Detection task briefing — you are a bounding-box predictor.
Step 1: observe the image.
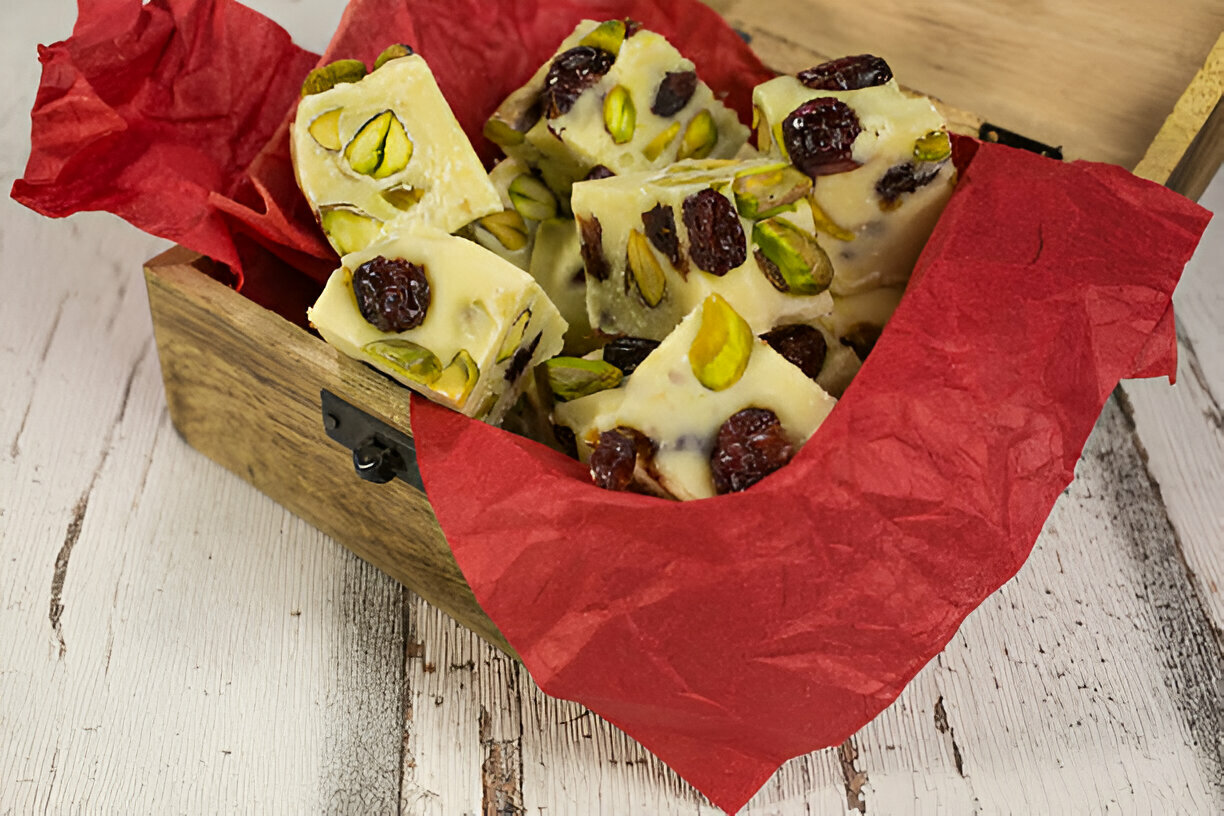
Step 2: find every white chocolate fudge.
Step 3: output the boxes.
[752,55,955,296]
[528,218,597,354]
[307,228,566,424]
[485,20,749,204]
[292,52,501,256]
[555,295,836,500]
[571,158,835,341]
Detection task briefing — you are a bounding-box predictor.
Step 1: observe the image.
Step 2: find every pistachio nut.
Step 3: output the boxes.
[380,185,424,211]
[677,110,717,160]
[689,294,753,391]
[478,209,530,252]
[483,117,526,147]
[642,121,680,162]
[363,339,442,384]
[579,19,628,55]
[433,349,480,405]
[752,106,771,152]
[603,85,636,145]
[752,217,834,295]
[319,207,382,256]
[301,59,366,97]
[308,109,343,151]
[806,195,856,242]
[507,174,558,222]
[626,230,666,307]
[496,309,532,363]
[344,110,413,178]
[373,44,414,71]
[732,163,813,219]
[913,129,952,162]
[544,357,624,402]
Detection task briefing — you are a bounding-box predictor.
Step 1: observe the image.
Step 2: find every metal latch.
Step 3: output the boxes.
[978,123,1063,160]
[320,389,425,492]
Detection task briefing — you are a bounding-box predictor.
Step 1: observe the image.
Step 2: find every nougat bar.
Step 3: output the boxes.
[292,49,501,256]
[485,20,749,204]
[307,228,566,424]
[571,158,836,341]
[554,295,836,500]
[752,55,955,296]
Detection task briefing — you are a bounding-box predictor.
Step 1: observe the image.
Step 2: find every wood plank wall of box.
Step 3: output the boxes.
[3,0,1222,813]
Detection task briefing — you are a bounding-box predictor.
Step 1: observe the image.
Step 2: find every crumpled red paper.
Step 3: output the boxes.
[413,147,1210,811]
[12,0,1213,812]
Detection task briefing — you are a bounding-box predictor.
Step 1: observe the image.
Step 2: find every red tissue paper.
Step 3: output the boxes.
[12,0,1212,812]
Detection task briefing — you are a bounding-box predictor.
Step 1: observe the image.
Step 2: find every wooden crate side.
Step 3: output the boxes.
[1134,32,1224,200]
[143,248,512,654]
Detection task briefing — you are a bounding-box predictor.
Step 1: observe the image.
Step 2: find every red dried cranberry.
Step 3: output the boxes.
[552,424,579,460]
[352,257,430,333]
[590,428,639,490]
[651,71,698,116]
[642,204,683,270]
[782,98,862,178]
[602,337,660,376]
[682,189,746,276]
[584,165,615,180]
[875,162,941,205]
[760,324,828,380]
[578,216,610,282]
[710,408,794,494]
[797,55,893,90]
[541,46,615,118]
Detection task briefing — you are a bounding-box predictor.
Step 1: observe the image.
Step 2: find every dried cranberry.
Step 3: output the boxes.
[504,332,541,383]
[584,165,615,181]
[541,46,615,118]
[797,55,892,90]
[710,408,794,494]
[578,216,610,282]
[651,71,698,116]
[352,256,430,333]
[682,189,746,276]
[840,323,882,361]
[782,98,862,178]
[590,428,639,490]
[602,337,660,376]
[875,162,941,205]
[641,204,683,271]
[760,324,828,380]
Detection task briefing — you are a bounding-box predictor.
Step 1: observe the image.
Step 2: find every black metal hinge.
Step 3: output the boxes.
[979,123,1063,160]
[320,389,424,492]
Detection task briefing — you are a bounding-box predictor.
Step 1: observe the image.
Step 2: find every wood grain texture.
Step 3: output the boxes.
[1134,33,1224,199]
[723,0,1224,169]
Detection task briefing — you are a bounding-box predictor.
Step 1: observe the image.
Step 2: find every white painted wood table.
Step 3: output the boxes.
[3,2,1223,813]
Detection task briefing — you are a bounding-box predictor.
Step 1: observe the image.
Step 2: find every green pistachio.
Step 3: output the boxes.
[545,357,624,402]
[752,217,834,295]
[301,59,367,96]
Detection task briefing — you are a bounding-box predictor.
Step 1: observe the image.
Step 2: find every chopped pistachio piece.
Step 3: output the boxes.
[319,207,383,256]
[497,309,532,363]
[381,185,424,210]
[642,121,681,162]
[373,44,414,71]
[677,110,717,160]
[363,338,442,383]
[732,163,813,219]
[626,229,666,307]
[579,19,629,55]
[508,174,558,222]
[689,294,753,391]
[913,129,952,162]
[433,349,479,404]
[806,195,856,242]
[545,357,624,401]
[478,209,530,252]
[603,85,637,145]
[308,109,343,151]
[301,59,367,97]
[344,111,413,179]
[752,218,834,295]
[484,117,527,147]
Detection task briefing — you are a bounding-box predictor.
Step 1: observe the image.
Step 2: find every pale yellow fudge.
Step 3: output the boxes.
[485,20,749,204]
[571,158,836,341]
[307,228,566,424]
[292,51,501,256]
[554,295,836,499]
[752,55,955,296]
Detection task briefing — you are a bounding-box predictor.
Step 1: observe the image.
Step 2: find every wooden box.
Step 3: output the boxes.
[144,8,1224,657]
